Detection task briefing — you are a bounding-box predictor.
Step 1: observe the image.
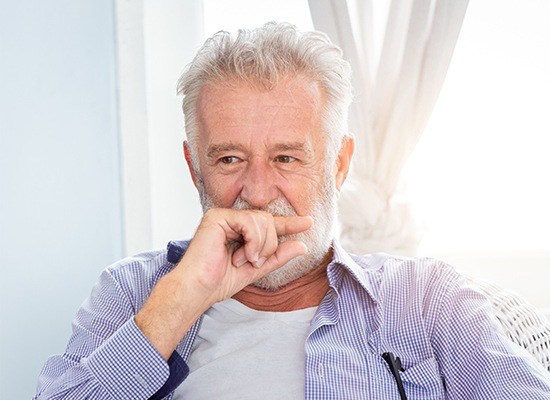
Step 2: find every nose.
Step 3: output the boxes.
[239,158,280,209]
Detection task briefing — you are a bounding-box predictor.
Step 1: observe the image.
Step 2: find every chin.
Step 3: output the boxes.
[252,249,327,291]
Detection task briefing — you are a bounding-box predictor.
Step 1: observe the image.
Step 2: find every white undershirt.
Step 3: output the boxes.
[173,298,317,399]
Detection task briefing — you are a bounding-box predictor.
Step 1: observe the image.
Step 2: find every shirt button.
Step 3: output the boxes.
[318,362,324,378]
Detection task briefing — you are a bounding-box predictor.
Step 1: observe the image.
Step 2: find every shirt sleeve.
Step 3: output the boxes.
[33,267,176,399]
[432,267,550,399]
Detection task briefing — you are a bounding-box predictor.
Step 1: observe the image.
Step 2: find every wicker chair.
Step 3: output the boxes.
[466,276,550,372]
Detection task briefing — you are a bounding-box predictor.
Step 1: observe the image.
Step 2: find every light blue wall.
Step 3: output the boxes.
[0,1,123,397]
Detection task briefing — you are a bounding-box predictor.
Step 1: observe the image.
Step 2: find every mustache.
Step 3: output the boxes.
[231,197,302,243]
[231,197,298,218]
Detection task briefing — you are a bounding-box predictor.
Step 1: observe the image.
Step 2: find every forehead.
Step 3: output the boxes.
[195,76,325,147]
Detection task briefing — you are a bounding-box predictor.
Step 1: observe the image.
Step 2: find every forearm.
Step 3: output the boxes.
[35,318,170,400]
[135,263,215,361]
[34,261,187,399]
[35,210,312,397]
[133,210,312,361]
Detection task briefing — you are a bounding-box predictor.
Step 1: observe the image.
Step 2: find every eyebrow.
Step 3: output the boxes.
[206,141,313,158]
[271,141,312,154]
[206,143,246,159]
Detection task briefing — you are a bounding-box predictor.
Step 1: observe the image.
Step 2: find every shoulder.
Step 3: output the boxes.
[348,252,469,314]
[351,252,462,288]
[96,240,190,308]
[106,240,190,279]
[382,255,461,286]
[106,248,169,282]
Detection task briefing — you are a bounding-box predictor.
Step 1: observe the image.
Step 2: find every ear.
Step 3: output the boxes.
[334,135,354,191]
[183,141,199,189]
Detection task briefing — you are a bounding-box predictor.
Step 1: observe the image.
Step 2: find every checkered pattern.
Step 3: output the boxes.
[34,241,550,399]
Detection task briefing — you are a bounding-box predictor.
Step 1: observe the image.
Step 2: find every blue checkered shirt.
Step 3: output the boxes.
[34,240,550,399]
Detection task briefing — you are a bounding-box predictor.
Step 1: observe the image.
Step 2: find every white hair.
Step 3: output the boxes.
[176,22,353,171]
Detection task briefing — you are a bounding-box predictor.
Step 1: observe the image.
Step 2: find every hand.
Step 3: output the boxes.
[135,208,312,360]
[179,208,313,304]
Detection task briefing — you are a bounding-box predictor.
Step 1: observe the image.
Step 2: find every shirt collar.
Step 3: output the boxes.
[329,239,388,304]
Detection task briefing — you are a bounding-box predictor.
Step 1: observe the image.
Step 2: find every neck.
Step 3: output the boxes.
[232,252,332,312]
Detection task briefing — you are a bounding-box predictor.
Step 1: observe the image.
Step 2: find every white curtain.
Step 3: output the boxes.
[308,0,469,255]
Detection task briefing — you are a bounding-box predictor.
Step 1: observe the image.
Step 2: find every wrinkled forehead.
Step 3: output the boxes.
[195,76,326,147]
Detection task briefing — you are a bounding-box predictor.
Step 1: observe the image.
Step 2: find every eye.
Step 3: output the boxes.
[219,156,241,164]
[274,155,296,164]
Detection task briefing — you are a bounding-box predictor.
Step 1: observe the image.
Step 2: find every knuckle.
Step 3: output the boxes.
[203,208,220,220]
[264,211,275,223]
[257,210,274,225]
[201,208,226,229]
[243,212,257,227]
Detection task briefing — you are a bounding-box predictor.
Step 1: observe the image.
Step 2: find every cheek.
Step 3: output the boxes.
[203,175,242,207]
[279,175,324,214]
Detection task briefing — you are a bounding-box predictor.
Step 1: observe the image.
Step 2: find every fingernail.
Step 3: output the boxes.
[255,257,267,268]
[252,252,259,263]
[235,255,247,267]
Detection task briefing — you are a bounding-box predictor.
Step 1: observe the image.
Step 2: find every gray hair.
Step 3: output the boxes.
[177,22,353,171]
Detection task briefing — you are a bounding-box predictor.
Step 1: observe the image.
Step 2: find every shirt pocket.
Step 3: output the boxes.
[400,357,446,399]
[367,354,446,400]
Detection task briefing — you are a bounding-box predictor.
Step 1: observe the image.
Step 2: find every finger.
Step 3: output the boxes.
[220,210,264,265]
[232,240,308,284]
[233,215,309,268]
[229,212,269,267]
[255,216,278,268]
[240,215,263,265]
[218,211,310,268]
[274,216,313,236]
[259,240,308,273]
[232,246,247,268]
[229,211,280,268]
[232,236,307,270]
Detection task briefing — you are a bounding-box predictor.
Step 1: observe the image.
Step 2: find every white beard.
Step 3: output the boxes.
[197,177,338,290]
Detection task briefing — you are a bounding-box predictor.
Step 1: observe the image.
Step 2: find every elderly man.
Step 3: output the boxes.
[35,22,550,399]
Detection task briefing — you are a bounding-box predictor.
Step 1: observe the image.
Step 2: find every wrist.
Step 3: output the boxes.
[135,265,214,361]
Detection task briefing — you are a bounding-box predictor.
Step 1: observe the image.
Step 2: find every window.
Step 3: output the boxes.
[405,0,550,255]
[403,0,550,312]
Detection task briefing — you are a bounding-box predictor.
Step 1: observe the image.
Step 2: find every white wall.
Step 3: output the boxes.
[143,0,204,250]
[117,0,204,256]
[0,1,204,396]
[0,1,122,398]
